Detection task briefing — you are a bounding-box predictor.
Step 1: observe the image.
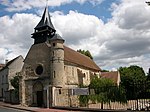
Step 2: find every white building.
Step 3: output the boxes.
[0,55,24,102]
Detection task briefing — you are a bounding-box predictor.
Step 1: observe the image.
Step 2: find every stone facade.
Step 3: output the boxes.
[20,6,101,107]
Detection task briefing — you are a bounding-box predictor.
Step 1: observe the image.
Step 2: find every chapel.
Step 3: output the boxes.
[19,6,100,107]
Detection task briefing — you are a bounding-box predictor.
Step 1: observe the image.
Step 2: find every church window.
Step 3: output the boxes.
[53,43,55,47]
[59,89,61,94]
[53,51,55,56]
[84,73,86,77]
[35,65,43,75]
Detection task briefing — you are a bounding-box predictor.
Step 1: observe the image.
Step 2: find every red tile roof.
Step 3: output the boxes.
[64,46,100,71]
[101,71,120,84]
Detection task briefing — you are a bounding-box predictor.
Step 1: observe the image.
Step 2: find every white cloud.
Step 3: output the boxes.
[0,48,8,63]
[1,0,105,12]
[52,10,104,45]
[0,13,40,62]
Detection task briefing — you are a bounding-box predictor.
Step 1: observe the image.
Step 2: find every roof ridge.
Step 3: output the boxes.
[64,45,93,61]
[64,45,100,71]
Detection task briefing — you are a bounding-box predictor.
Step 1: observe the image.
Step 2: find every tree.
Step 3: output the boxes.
[101,69,109,72]
[119,65,146,100]
[147,68,150,81]
[77,49,93,60]
[89,77,127,109]
[10,73,21,97]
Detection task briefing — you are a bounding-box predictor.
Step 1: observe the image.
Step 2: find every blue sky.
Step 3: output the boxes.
[0,0,119,21]
[0,0,150,72]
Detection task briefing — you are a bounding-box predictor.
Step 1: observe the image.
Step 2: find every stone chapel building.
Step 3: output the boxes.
[20,6,101,107]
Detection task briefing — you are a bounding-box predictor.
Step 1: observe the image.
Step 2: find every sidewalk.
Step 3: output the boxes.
[0,101,67,112]
[0,101,130,112]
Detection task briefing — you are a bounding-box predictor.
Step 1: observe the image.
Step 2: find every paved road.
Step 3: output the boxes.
[0,106,28,112]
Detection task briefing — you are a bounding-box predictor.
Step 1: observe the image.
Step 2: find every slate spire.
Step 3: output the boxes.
[32,5,56,44]
[35,6,55,31]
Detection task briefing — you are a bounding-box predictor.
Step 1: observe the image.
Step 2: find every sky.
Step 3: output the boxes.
[0,0,150,73]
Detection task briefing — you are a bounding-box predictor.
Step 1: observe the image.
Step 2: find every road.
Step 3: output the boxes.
[0,106,28,112]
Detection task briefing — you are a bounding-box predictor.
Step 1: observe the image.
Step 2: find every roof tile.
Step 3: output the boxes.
[64,46,100,71]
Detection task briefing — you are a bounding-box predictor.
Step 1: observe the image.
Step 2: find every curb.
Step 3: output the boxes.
[52,106,130,112]
[1,104,37,112]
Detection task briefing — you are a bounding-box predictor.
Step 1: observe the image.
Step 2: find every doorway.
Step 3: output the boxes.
[37,91,43,107]
[33,81,43,107]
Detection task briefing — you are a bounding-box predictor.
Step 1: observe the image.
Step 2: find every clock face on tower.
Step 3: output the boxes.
[35,65,43,75]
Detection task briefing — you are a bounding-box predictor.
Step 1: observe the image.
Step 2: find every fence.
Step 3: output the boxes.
[54,82,150,111]
[77,82,150,111]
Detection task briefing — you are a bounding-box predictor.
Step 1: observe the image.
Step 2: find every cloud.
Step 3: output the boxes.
[52,10,104,46]
[1,0,105,12]
[0,48,8,63]
[97,0,150,72]
[112,0,150,30]
[0,13,40,61]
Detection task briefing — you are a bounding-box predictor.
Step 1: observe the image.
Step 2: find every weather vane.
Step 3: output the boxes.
[46,0,48,7]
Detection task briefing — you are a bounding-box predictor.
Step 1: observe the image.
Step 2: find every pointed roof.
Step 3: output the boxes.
[35,6,55,30]
[50,34,65,42]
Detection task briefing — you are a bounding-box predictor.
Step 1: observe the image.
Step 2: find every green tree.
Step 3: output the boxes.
[77,49,93,60]
[146,68,150,81]
[101,69,109,72]
[89,77,127,109]
[119,65,146,99]
[10,73,21,97]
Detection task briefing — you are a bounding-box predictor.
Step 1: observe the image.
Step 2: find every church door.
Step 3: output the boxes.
[33,81,43,107]
[37,91,43,107]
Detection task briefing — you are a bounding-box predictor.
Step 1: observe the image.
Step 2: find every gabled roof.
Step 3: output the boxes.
[101,71,120,85]
[64,46,100,71]
[0,55,23,71]
[35,6,55,30]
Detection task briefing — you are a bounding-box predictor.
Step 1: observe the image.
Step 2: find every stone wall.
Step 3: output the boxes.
[54,88,79,107]
[23,43,51,79]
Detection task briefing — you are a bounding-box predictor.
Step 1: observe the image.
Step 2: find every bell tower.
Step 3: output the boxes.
[31,6,56,44]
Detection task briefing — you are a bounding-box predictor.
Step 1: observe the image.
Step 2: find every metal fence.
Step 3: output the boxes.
[53,82,150,111]
[76,82,150,111]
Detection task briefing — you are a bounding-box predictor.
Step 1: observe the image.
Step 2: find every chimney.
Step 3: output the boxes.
[5,59,8,64]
